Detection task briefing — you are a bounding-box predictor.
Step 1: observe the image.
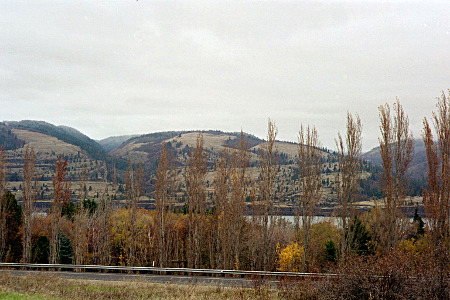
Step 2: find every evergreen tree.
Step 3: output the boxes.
[325,240,337,263]
[1,191,22,262]
[58,232,73,264]
[31,235,50,264]
[348,216,373,255]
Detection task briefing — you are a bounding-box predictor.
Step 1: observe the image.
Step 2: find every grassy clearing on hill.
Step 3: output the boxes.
[0,272,279,300]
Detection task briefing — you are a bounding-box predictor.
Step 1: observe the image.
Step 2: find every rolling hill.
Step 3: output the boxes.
[0,120,424,215]
[98,134,140,152]
[362,139,428,182]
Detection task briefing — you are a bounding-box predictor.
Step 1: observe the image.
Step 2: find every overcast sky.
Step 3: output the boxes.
[1,1,449,151]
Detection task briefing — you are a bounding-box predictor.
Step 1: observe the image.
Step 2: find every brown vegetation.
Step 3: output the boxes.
[335,112,362,258]
[0,147,7,260]
[50,155,71,264]
[185,132,207,269]
[378,100,414,251]
[22,146,37,263]
[298,125,322,271]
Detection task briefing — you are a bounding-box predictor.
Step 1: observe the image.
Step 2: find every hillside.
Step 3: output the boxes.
[1,122,114,208]
[362,139,428,182]
[5,120,106,161]
[111,129,356,211]
[0,122,26,150]
[98,134,140,152]
[0,120,424,215]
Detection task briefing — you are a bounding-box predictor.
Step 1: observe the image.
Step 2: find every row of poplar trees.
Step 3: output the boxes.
[0,91,449,272]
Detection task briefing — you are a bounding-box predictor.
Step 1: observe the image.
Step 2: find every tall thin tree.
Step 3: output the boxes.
[259,119,278,271]
[74,168,88,267]
[22,146,38,263]
[378,100,414,251]
[214,131,250,269]
[0,147,8,260]
[126,159,143,266]
[298,125,322,271]
[214,145,230,269]
[422,89,450,300]
[423,90,450,245]
[155,143,176,267]
[94,162,111,266]
[50,155,71,264]
[185,132,207,268]
[335,112,362,258]
[229,131,250,269]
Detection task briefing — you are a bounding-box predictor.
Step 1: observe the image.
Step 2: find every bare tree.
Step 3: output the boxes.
[335,113,362,258]
[259,119,278,271]
[298,125,322,271]
[22,146,38,263]
[422,90,450,300]
[94,162,112,266]
[74,168,88,267]
[154,143,176,267]
[50,155,71,264]
[125,159,133,265]
[378,100,414,251]
[214,131,250,270]
[185,132,207,268]
[126,159,143,266]
[229,131,250,269]
[214,146,230,269]
[0,147,7,260]
[423,90,450,245]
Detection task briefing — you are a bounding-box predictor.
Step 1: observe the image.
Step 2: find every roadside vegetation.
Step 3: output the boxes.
[0,271,279,300]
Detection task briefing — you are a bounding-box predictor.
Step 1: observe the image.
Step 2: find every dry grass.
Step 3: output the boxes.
[0,272,280,300]
[12,129,82,157]
[164,132,235,152]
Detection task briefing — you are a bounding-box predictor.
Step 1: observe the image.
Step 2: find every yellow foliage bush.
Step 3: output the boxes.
[398,234,432,257]
[277,242,304,272]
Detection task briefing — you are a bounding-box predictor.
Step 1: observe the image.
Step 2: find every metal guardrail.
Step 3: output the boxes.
[0,262,337,279]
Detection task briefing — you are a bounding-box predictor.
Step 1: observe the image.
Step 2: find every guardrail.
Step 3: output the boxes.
[0,262,337,280]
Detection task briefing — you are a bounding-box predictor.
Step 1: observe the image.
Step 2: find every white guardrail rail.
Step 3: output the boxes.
[0,262,337,280]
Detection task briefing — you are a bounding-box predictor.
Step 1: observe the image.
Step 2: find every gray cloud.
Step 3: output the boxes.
[1,1,449,151]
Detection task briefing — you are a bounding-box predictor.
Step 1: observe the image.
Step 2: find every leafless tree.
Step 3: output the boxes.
[154,143,176,267]
[422,89,450,300]
[298,125,322,271]
[214,131,250,270]
[229,132,250,269]
[185,132,207,268]
[214,146,230,269]
[22,146,38,263]
[378,100,414,251]
[258,119,278,271]
[50,155,71,264]
[126,159,143,266]
[94,162,112,266]
[335,113,362,258]
[0,147,8,260]
[423,90,450,245]
[74,168,88,267]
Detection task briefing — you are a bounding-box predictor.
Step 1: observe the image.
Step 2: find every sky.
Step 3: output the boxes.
[1,1,450,151]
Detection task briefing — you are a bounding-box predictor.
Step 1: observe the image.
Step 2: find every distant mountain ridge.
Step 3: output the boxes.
[362,139,428,182]
[5,120,106,160]
[98,134,140,152]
